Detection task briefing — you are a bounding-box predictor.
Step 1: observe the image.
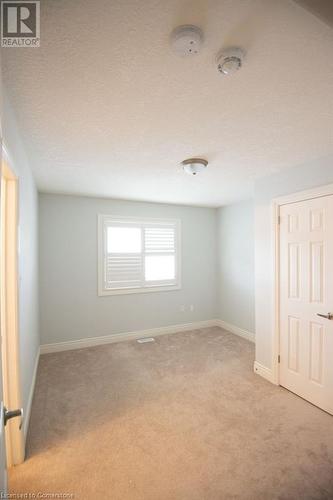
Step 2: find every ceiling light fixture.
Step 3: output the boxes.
[170,25,204,57]
[216,47,244,76]
[181,158,208,176]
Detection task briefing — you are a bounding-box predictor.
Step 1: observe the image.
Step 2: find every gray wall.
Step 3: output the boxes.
[217,201,255,333]
[255,157,333,369]
[1,92,39,418]
[39,194,218,345]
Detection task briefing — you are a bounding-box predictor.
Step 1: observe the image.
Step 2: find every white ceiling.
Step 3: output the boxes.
[2,0,333,207]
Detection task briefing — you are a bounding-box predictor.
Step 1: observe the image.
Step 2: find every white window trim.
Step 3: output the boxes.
[98,214,181,296]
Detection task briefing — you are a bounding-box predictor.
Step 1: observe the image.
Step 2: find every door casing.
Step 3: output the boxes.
[272,182,333,386]
[1,146,25,466]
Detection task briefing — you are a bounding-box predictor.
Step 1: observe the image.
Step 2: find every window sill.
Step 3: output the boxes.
[98,284,181,296]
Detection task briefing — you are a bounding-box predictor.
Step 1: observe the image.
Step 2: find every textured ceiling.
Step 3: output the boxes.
[2,0,333,207]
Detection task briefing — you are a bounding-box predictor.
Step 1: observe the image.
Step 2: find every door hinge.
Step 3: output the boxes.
[277,215,281,225]
[278,355,281,363]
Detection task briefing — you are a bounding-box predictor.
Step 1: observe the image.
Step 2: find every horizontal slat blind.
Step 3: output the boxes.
[144,226,175,253]
[105,255,142,289]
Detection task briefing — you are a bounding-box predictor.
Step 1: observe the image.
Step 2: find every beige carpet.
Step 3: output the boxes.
[9,327,333,499]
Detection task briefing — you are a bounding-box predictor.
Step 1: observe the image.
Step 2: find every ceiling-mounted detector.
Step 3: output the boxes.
[216,47,245,76]
[170,25,203,56]
[181,158,208,175]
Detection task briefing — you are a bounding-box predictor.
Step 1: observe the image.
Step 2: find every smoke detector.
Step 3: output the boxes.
[216,47,245,76]
[181,158,208,176]
[170,25,203,56]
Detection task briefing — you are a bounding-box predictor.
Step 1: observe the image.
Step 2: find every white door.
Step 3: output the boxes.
[280,195,333,414]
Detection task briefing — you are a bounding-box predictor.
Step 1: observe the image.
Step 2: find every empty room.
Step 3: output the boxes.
[0,0,333,498]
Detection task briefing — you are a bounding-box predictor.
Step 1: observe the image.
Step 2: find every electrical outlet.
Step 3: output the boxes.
[190,304,194,312]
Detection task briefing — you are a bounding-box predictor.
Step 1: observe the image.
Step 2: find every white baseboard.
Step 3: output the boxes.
[40,319,256,354]
[40,319,218,354]
[216,319,255,343]
[253,361,277,384]
[24,347,40,440]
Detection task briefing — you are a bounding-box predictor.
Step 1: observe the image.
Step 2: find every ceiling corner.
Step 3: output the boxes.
[292,0,333,27]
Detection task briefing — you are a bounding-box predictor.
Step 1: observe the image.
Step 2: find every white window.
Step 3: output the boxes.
[98,215,181,295]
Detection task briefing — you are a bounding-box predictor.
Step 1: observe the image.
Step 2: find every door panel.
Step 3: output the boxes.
[280,195,333,414]
[288,316,300,373]
[309,321,323,384]
[310,241,324,303]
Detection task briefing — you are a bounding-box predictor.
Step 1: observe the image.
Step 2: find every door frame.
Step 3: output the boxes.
[1,145,25,466]
[272,182,333,386]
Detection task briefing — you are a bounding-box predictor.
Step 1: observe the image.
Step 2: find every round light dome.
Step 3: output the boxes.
[181,158,208,175]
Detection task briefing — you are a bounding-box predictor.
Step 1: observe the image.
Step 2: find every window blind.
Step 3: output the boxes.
[98,216,180,295]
